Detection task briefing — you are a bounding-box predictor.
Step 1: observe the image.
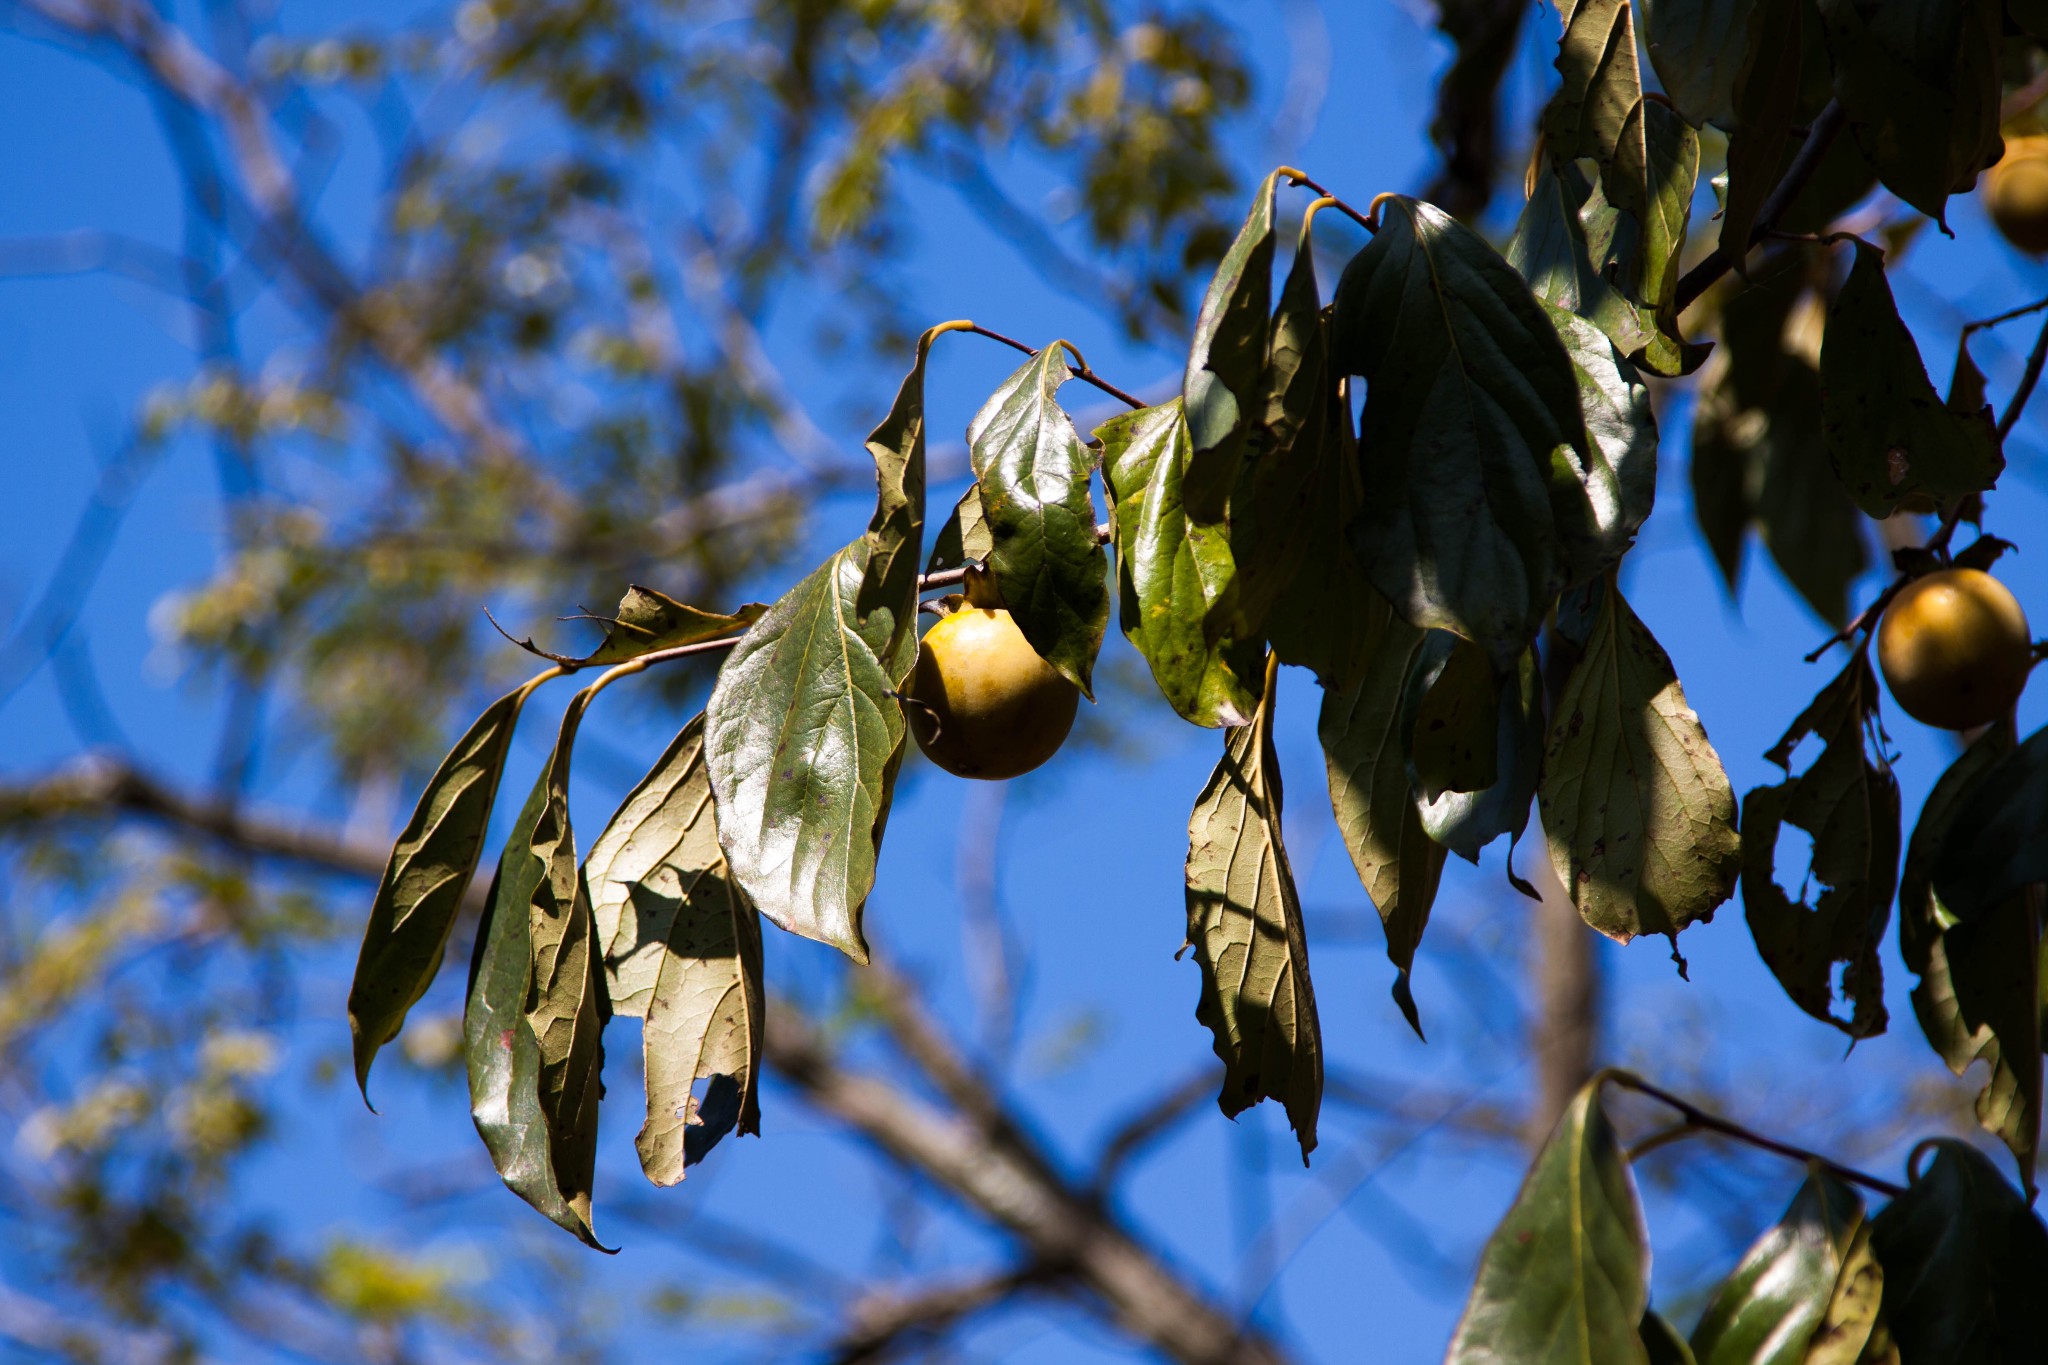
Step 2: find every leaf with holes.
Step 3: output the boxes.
[1185,657,1321,1161]
[588,714,763,1185]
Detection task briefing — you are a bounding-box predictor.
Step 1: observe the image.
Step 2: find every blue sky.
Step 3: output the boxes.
[5,3,2048,1361]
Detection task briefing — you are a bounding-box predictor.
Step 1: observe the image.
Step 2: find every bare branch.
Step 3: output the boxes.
[827,1265,1057,1364]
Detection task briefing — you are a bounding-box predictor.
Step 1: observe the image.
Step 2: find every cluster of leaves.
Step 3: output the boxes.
[1448,1075,2048,1364]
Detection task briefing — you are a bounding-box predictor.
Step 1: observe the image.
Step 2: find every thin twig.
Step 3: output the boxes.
[960,324,1147,410]
[1604,1071,1905,1197]
[1997,308,2048,440]
[1272,166,1376,233]
[1676,100,1847,314]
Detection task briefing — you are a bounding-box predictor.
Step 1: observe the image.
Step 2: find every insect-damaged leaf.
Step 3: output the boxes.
[1690,1172,1871,1365]
[1183,168,1282,523]
[705,331,938,961]
[1185,655,1321,1161]
[351,672,549,1101]
[1820,241,2003,519]
[1813,0,2003,231]
[1868,1140,2048,1363]
[1742,649,1899,1039]
[465,764,609,1251]
[1932,722,2048,930]
[1540,577,1741,946]
[1320,596,1448,1037]
[1900,722,2044,1202]
[1643,0,1751,128]
[1332,196,1594,669]
[565,589,766,666]
[969,344,1110,696]
[588,714,763,1185]
[1447,1078,1651,1365]
[1098,399,1262,728]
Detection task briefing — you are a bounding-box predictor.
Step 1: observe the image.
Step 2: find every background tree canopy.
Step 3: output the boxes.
[3,1,2047,1362]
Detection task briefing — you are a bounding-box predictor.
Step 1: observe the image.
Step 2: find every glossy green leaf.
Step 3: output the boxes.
[1540,576,1741,945]
[1099,398,1261,728]
[1419,645,1545,863]
[1814,0,2003,230]
[1319,597,1447,1037]
[1410,635,1499,801]
[1544,300,1659,584]
[1868,1140,2048,1363]
[926,482,992,574]
[465,770,608,1250]
[705,337,934,961]
[568,589,766,666]
[1720,0,1804,268]
[1820,242,2003,518]
[1932,723,2048,928]
[351,673,549,1100]
[1332,196,1592,668]
[588,714,763,1185]
[1183,168,1281,523]
[1446,1078,1651,1365]
[1691,1172,1866,1365]
[968,344,1110,695]
[1185,657,1321,1160]
[1643,0,1751,127]
[1742,650,1898,1039]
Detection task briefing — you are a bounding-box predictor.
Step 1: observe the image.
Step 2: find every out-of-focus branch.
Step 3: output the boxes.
[827,1264,1055,1364]
[1420,0,1531,223]
[0,759,1294,1365]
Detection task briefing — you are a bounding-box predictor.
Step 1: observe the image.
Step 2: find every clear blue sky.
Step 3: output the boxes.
[4,3,2047,1361]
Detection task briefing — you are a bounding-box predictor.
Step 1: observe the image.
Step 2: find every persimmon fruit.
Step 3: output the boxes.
[1876,568,2033,730]
[905,587,1078,780]
[1984,135,2048,256]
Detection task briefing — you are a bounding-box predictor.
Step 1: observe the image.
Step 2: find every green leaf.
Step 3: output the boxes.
[1741,650,1899,1039]
[705,336,934,961]
[1183,168,1282,523]
[1185,656,1322,1161]
[1098,398,1262,728]
[968,344,1110,695]
[1932,723,2048,928]
[465,769,609,1250]
[1645,1309,1701,1365]
[1643,0,1752,127]
[1332,196,1593,668]
[1410,635,1500,801]
[926,482,992,574]
[1820,242,2004,518]
[1868,1140,2048,1363]
[1512,161,1665,372]
[568,589,766,666]
[1446,1078,1651,1365]
[587,714,763,1185]
[1814,0,2003,230]
[1319,597,1448,1036]
[1806,1215,1887,1365]
[1539,576,1742,945]
[351,673,548,1101]
[1720,0,1805,268]
[1901,722,2043,1201]
[1691,1172,1866,1365]
[1544,300,1659,584]
[1418,644,1545,863]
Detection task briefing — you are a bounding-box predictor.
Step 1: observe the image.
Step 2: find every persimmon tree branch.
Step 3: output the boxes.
[1676,100,1847,314]
[1606,1071,1905,1197]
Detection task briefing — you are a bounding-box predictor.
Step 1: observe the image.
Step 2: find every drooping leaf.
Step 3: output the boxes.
[1813,0,2004,230]
[926,482,992,574]
[1820,241,2003,518]
[1868,1140,2048,1362]
[1409,635,1500,801]
[1446,1078,1651,1365]
[1183,168,1282,522]
[567,589,766,666]
[1098,398,1262,728]
[1932,723,2048,928]
[705,336,934,960]
[968,344,1110,695]
[465,771,608,1250]
[1690,1172,1867,1365]
[1540,575,1741,945]
[1185,655,1321,1160]
[1512,160,1665,372]
[1643,0,1753,127]
[1332,196,1593,668]
[1319,596,1447,1036]
[1720,0,1804,268]
[1543,300,1659,583]
[587,714,763,1184]
[1418,644,1545,863]
[1742,649,1899,1038]
[351,672,550,1100]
